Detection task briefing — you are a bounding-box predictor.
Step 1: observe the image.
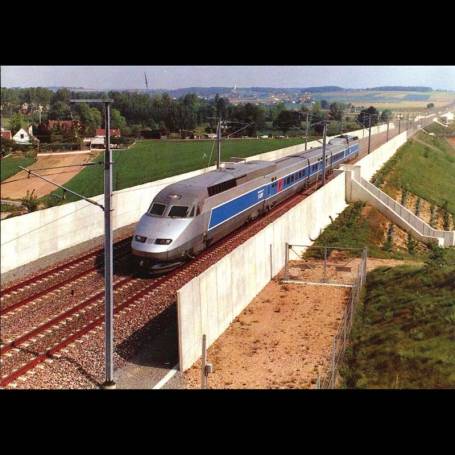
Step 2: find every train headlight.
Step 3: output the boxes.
[135,235,147,243]
[155,238,172,245]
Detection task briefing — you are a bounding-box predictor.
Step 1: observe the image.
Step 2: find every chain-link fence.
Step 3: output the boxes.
[281,244,368,389]
[318,247,367,388]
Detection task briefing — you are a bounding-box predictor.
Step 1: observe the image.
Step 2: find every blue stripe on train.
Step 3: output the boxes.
[209,185,268,230]
[208,144,358,231]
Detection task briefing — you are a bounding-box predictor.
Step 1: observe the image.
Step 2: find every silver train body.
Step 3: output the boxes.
[131,135,360,267]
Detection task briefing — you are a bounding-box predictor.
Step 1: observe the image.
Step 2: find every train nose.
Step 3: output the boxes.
[131,214,192,260]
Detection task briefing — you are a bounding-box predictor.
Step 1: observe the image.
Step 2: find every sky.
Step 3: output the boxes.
[2,66,455,91]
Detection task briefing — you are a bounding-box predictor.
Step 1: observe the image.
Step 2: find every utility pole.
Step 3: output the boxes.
[305,112,310,151]
[321,121,327,186]
[367,114,372,154]
[103,101,115,389]
[398,116,401,134]
[70,98,115,389]
[216,118,222,170]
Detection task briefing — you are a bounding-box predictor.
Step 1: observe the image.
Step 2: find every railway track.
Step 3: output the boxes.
[0,176,325,388]
[0,236,132,314]
[0,125,417,388]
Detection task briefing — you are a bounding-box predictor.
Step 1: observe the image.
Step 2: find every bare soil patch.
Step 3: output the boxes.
[183,258,418,389]
[0,152,96,199]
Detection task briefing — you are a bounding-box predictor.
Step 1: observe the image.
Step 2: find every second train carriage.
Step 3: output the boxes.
[131,135,359,271]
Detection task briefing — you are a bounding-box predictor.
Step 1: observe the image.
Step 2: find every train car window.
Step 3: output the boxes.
[149,203,166,216]
[168,206,189,218]
[189,206,195,217]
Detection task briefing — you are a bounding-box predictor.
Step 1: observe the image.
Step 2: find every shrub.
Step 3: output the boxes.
[21,189,39,212]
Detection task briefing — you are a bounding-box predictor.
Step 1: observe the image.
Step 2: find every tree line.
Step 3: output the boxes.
[1,87,394,139]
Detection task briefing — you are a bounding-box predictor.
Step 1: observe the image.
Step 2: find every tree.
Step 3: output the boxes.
[329,102,344,121]
[320,99,329,109]
[358,106,379,127]
[9,113,26,134]
[380,109,393,122]
[110,108,127,131]
[427,103,435,109]
[273,110,301,134]
[214,94,228,119]
[48,101,71,120]
[51,88,71,104]
[310,104,329,134]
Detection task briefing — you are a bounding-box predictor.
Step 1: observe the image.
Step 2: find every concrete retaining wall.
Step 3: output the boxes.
[1,124,392,275]
[176,129,407,372]
[177,172,348,371]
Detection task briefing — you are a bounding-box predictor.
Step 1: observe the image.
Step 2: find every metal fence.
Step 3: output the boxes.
[318,247,368,389]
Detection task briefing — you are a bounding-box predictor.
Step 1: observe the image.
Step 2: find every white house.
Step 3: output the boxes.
[12,127,32,144]
[440,112,454,125]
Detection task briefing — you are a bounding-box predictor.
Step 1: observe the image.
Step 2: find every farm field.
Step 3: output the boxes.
[1,154,36,182]
[1,152,94,200]
[46,137,306,203]
[312,90,455,111]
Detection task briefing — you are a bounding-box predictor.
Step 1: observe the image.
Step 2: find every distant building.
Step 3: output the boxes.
[440,112,454,124]
[47,120,79,130]
[12,127,32,144]
[1,128,12,140]
[95,128,121,138]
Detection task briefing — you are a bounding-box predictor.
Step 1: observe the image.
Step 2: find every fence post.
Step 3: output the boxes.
[270,244,273,280]
[331,338,337,388]
[284,242,289,280]
[201,334,207,389]
[323,246,327,282]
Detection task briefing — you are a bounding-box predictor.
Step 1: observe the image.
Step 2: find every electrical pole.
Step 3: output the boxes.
[398,116,401,134]
[305,112,310,151]
[216,118,222,170]
[321,121,327,186]
[103,101,115,389]
[69,98,115,390]
[367,114,372,154]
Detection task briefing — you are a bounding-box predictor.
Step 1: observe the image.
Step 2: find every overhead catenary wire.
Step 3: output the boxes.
[23,162,104,172]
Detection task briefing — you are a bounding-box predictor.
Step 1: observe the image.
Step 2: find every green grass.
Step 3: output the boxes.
[376,132,455,216]
[1,155,36,182]
[44,138,306,204]
[340,248,455,388]
[306,202,423,260]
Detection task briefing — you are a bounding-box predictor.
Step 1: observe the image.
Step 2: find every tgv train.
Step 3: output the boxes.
[131,135,359,272]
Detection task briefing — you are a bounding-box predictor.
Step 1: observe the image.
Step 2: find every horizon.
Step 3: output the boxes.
[2,66,455,91]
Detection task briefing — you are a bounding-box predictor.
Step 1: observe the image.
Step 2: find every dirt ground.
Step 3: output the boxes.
[183,257,418,389]
[0,152,96,200]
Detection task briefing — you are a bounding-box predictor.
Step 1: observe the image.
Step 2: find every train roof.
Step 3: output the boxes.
[156,160,277,202]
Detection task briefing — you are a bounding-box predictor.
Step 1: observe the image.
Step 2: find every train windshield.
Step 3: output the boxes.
[149,203,166,216]
[168,205,189,218]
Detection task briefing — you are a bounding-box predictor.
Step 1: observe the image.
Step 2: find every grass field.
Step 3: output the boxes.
[377,131,455,216]
[340,248,455,388]
[306,202,425,260]
[45,138,306,204]
[1,155,36,182]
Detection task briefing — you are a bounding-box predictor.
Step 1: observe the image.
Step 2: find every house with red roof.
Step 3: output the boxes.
[1,128,12,140]
[95,128,121,138]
